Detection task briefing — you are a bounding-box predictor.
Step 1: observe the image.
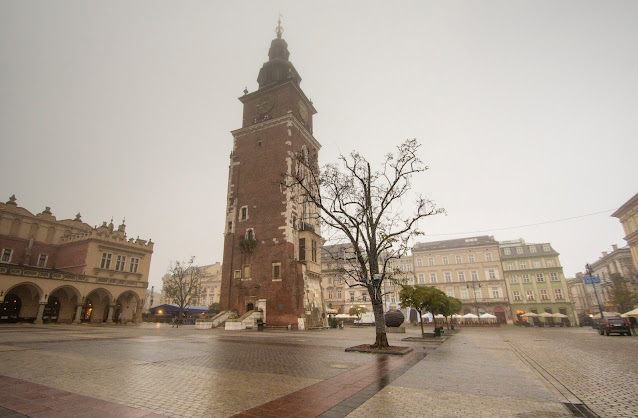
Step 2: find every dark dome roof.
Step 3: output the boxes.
[257,37,302,89]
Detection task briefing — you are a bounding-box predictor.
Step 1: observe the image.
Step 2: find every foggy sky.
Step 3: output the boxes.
[1,1,637,291]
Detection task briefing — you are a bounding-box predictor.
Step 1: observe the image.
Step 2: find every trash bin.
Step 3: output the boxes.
[257,319,264,331]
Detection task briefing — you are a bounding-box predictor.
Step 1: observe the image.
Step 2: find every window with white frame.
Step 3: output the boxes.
[509,275,517,284]
[488,269,496,279]
[243,265,251,278]
[446,288,454,297]
[416,258,423,267]
[554,288,564,299]
[406,264,412,272]
[474,287,482,299]
[513,290,521,301]
[1,248,12,263]
[246,229,255,240]
[456,255,462,264]
[444,272,451,282]
[337,289,342,299]
[491,287,500,298]
[520,261,527,269]
[468,254,475,263]
[522,274,530,283]
[460,288,469,299]
[129,257,139,273]
[547,259,555,267]
[328,291,333,299]
[539,289,548,300]
[458,271,465,282]
[504,248,511,255]
[116,255,126,271]
[234,270,242,279]
[536,273,544,282]
[240,206,248,221]
[391,294,395,303]
[430,272,437,283]
[529,245,537,253]
[428,257,434,266]
[507,263,514,270]
[471,270,478,281]
[533,261,541,268]
[101,253,112,269]
[37,254,47,267]
[516,247,523,254]
[418,274,425,284]
[550,272,559,281]
[407,277,414,285]
[543,244,550,251]
[485,252,493,261]
[442,256,449,265]
[526,290,535,300]
[350,292,355,302]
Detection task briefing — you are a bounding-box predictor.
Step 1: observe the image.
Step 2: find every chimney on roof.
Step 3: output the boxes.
[612,244,618,251]
[602,251,608,257]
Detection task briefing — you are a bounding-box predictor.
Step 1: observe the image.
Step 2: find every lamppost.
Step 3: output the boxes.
[467,283,481,324]
[585,263,605,321]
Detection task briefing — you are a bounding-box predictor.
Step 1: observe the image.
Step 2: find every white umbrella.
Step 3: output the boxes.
[522,312,539,317]
[452,314,464,319]
[462,313,479,319]
[434,314,445,319]
[621,308,638,318]
[479,313,497,319]
[538,312,554,318]
[552,313,568,318]
[592,312,621,319]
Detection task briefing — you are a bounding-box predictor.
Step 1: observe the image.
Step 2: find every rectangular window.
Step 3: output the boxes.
[533,261,541,268]
[299,238,306,261]
[349,292,355,302]
[509,275,517,284]
[272,263,281,280]
[406,264,412,272]
[241,206,248,220]
[311,240,317,262]
[504,248,511,255]
[471,270,478,281]
[529,245,537,253]
[516,247,523,254]
[246,229,255,240]
[488,269,496,279]
[337,289,342,299]
[526,290,535,300]
[539,289,548,300]
[460,288,469,299]
[442,256,449,265]
[513,291,521,301]
[227,221,233,232]
[520,262,527,269]
[485,252,492,261]
[116,255,126,271]
[543,244,551,251]
[458,271,465,282]
[456,255,462,264]
[522,274,530,283]
[37,254,47,267]
[554,289,564,299]
[444,272,451,282]
[468,254,475,263]
[416,258,423,267]
[243,265,251,278]
[129,257,139,273]
[474,288,482,299]
[430,273,437,283]
[362,294,367,302]
[1,249,12,263]
[234,270,242,279]
[536,273,544,282]
[428,257,434,266]
[547,259,555,267]
[418,274,425,284]
[446,288,454,297]
[507,263,514,270]
[101,253,112,269]
[491,287,500,298]
[550,272,559,281]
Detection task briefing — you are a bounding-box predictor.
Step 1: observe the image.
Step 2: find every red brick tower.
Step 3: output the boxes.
[220,21,325,329]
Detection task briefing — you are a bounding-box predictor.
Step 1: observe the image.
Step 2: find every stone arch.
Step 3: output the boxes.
[114,290,140,323]
[48,285,82,323]
[2,282,44,322]
[82,288,113,323]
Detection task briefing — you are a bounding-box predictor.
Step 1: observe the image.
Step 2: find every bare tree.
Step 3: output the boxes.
[286,139,443,348]
[163,257,205,323]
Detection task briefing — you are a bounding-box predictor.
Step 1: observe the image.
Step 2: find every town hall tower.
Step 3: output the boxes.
[220,21,325,329]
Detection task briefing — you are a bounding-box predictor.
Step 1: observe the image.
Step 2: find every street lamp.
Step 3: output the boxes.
[467,283,481,324]
[585,263,605,321]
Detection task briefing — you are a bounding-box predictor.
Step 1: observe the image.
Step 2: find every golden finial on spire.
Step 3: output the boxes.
[276,13,283,38]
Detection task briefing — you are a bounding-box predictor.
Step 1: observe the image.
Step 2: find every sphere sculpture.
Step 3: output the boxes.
[385,309,405,328]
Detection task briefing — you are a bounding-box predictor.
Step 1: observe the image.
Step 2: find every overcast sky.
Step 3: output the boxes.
[1,1,637,291]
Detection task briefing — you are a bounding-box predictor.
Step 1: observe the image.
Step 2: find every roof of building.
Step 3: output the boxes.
[412,236,498,252]
[611,192,638,218]
[499,242,559,259]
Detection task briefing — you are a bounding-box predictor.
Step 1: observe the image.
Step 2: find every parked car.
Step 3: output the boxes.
[597,317,631,336]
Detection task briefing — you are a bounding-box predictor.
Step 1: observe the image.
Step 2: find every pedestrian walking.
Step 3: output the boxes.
[172,316,178,328]
[117,312,123,324]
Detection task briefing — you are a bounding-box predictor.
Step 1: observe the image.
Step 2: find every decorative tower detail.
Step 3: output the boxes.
[219,22,325,329]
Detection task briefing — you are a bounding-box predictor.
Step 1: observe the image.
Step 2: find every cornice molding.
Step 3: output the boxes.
[231,113,321,151]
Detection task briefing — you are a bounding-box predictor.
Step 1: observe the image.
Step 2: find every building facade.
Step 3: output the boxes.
[0,196,153,324]
[500,239,575,325]
[589,244,637,313]
[412,236,512,324]
[566,273,596,325]
[612,193,638,271]
[220,23,326,329]
[197,262,222,307]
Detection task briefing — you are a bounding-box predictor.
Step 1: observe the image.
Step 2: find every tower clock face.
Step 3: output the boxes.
[255,95,274,114]
[298,100,308,121]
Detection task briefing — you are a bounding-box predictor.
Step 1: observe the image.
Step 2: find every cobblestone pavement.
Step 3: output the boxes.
[0,324,635,417]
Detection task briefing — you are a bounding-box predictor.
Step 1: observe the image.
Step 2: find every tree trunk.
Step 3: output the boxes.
[371,299,389,348]
[419,309,425,335]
